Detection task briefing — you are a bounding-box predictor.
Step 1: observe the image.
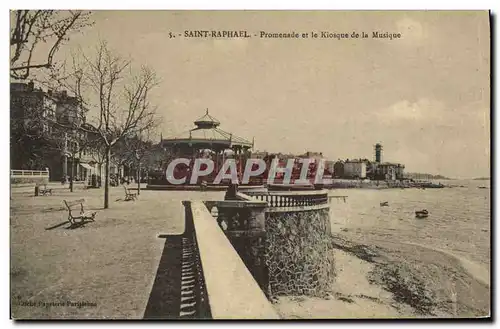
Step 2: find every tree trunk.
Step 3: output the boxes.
[104,146,111,209]
[137,161,141,195]
[62,154,68,184]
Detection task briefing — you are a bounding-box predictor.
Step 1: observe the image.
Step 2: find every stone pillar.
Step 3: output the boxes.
[246,205,269,296]
[219,202,269,296]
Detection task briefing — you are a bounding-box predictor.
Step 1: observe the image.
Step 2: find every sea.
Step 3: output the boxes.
[328,179,491,269]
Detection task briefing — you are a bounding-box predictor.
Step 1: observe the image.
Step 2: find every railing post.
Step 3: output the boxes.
[246,202,269,297]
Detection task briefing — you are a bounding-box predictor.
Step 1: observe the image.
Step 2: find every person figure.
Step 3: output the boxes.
[200,179,208,191]
[225,182,239,200]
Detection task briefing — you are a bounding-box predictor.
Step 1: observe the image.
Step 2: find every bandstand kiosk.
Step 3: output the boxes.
[151,110,256,188]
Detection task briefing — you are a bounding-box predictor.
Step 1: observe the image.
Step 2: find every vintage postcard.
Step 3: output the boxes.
[10,10,491,319]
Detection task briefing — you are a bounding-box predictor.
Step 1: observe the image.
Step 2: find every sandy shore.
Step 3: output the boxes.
[274,248,407,319]
[274,233,490,318]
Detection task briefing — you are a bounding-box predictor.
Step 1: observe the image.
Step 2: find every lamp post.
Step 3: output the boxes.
[135,149,142,195]
[63,131,76,192]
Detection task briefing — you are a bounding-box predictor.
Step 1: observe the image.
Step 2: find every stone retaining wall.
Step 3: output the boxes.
[265,208,336,297]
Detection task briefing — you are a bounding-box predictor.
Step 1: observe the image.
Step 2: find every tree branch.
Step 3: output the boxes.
[10,10,93,80]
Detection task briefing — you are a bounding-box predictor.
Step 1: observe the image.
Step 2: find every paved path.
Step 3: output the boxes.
[11,187,223,319]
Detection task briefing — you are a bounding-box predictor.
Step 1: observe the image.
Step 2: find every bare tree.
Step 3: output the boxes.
[111,128,157,194]
[60,42,160,208]
[126,132,155,195]
[10,10,92,80]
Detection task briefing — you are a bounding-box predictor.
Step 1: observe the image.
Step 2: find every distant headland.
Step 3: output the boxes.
[404,172,451,180]
[472,177,490,180]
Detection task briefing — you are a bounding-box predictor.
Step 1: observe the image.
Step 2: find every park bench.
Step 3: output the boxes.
[123,185,138,201]
[39,184,52,196]
[63,199,97,225]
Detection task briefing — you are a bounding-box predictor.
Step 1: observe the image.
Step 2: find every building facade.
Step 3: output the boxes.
[376,162,405,181]
[10,81,122,184]
[11,82,59,176]
[333,161,344,178]
[343,160,367,179]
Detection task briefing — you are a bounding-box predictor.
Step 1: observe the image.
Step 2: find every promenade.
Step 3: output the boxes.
[10,182,490,319]
[10,185,223,319]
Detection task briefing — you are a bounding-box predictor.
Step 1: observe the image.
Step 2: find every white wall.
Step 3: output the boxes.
[344,162,366,178]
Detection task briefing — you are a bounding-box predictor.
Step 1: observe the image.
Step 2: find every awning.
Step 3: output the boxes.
[80,163,95,170]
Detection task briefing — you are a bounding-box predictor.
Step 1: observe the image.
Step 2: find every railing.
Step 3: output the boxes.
[186,201,279,319]
[11,169,49,177]
[243,189,329,210]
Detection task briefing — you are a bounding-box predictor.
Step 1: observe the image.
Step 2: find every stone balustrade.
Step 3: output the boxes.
[167,187,337,320]
[243,189,330,212]
[203,189,336,299]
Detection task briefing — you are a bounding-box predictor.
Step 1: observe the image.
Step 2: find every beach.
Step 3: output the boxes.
[274,179,490,318]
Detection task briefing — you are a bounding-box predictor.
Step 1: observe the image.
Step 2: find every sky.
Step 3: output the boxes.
[34,10,490,178]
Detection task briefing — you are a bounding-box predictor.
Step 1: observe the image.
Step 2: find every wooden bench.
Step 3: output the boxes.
[39,184,52,196]
[63,199,97,225]
[328,195,348,203]
[123,185,137,201]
